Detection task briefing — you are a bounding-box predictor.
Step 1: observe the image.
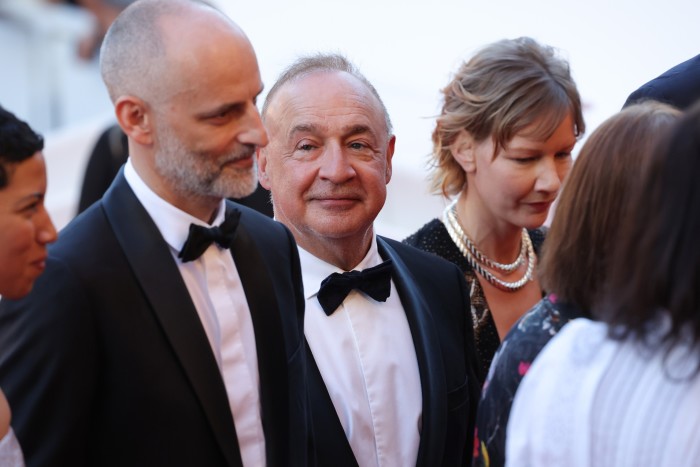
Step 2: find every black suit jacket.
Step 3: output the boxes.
[0,171,310,467]
[624,53,700,110]
[307,236,480,467]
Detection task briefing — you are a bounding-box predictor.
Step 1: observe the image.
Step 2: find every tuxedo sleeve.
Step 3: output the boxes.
[0,256,98,467]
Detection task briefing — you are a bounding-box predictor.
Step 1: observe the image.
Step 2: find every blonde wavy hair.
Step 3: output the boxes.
[431,37,585,197]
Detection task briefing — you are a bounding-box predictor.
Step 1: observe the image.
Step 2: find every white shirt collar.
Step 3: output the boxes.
[123,158,227,254]
[297,235,383,300]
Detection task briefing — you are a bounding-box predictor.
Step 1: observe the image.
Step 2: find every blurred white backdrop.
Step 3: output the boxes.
[1,0,699,238]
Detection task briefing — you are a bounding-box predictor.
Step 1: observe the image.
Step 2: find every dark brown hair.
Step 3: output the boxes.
[597,100,700,353]
[539,101,681,311]
[0,105,44,189]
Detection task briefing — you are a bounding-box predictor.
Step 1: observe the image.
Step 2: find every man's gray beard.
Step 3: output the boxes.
[154,128,258,200]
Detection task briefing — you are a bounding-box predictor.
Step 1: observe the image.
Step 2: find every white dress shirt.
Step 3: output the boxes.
[124,160,266,467]
[0,428,24,467]
[300,238,422,467]
[508,317,700,467]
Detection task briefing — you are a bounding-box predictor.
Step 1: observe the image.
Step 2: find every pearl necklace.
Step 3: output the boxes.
[442,200,535,292]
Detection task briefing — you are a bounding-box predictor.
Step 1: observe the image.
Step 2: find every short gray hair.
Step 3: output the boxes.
[99,0,222,103]
[262,53,393,135]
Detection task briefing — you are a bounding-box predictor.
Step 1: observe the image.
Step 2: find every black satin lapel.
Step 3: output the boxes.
[377,237,447,467]
[306,345,359,467]
[229,220,289,466]
[102,171,243,467]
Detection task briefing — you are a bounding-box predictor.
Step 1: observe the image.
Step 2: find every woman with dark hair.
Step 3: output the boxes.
[405,37,584,379]
[507,101,700,466]
[0,105,57,466]
[472,101,681,467]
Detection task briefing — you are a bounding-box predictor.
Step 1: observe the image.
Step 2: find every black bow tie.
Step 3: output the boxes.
[178,208,241,262]
[317,260,393,315]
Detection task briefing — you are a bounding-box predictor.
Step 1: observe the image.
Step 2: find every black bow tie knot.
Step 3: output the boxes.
[317,260,393,315]
[178,208,241,262]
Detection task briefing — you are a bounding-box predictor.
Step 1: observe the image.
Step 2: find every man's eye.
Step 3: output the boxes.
[349,142,366,150]
[298,144,315,151]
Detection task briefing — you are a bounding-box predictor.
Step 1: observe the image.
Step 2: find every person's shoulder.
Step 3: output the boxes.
[230,200,297,252]
[403,218,444,249]
[49,201,111,260]
[624,54,700,109]
[492,299,552,363]
[528,317,605,373]
[381,234,460,273]
[527,226,547,252]
[232,200,283,232]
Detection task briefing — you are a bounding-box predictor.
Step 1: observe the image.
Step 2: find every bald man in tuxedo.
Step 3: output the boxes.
[0,2,309,466]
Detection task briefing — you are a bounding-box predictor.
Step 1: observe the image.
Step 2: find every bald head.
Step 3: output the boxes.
[100,0,246,103]
[262,53,393,137]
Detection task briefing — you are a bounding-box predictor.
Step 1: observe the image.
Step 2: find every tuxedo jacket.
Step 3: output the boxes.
[624,53,700,110]
[0,171,310,467]
[307,236,480,467]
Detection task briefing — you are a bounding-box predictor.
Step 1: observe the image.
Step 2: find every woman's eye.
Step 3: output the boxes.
[21,203,39,216]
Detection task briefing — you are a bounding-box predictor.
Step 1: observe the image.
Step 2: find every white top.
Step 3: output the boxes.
[300,239,422,467]
[507,317,700,467]
[124,160,266,467]
[0,428,24,467]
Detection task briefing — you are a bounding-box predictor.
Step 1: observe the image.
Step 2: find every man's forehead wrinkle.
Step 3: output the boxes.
[285,119,376,140]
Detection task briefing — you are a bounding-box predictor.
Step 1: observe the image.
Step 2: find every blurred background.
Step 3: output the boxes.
[1,0,699,239]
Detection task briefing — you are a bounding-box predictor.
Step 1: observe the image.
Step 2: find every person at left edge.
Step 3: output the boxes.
[0,1,309,466]
[258,53,480,467]
[0,104,58,467]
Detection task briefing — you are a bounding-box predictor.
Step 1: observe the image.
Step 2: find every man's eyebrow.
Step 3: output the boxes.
[286,124,377,140]
[197,85,266,119]
[196,102,242,118]
[343,124,373,137]
[288,123,320,138]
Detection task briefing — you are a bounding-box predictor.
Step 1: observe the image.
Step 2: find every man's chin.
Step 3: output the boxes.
[219,172,258,200]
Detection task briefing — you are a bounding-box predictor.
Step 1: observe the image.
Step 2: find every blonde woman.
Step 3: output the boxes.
[405,37,584,379]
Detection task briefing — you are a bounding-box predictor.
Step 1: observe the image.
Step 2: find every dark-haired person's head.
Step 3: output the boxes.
[539,101,681,312]
[0,106,44,188]
[0,106,57,299]
[599,100,700,354]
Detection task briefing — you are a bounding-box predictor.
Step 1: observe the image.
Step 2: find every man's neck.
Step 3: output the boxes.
[298,229,375,271]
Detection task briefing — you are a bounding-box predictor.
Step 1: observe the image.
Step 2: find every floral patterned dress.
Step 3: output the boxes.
[404,218,546,383]
[472,294,584,467]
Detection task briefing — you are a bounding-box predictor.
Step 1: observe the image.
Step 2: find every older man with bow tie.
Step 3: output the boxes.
[257,52,481,467]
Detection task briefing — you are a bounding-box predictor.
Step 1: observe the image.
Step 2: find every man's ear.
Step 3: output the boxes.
[450,129,477,173]
[256,147,271,190]
[384,135,396,184]
[114,96,153,146]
